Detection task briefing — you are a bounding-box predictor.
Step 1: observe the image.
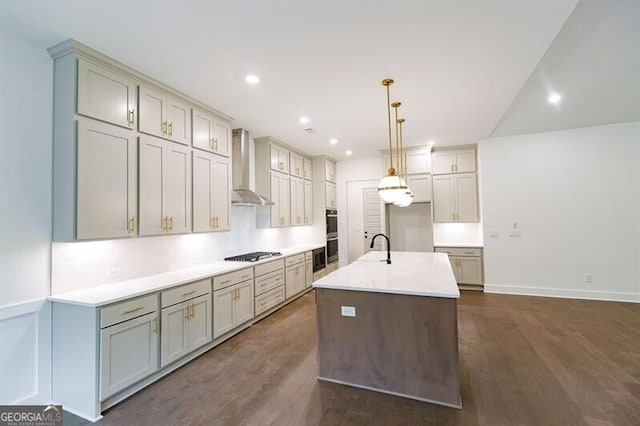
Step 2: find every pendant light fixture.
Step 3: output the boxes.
[377,79,408,204]
[394,117,414,207]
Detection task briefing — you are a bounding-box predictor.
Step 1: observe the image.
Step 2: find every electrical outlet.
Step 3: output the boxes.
[489,230,499,238]
[106,267,121,279]
[585,273,592,283]
[341,306,356,317]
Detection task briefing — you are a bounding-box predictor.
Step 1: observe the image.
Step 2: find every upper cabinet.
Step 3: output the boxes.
[77,58,137,129]
[192,108,231,157]
[405,150,431,174]
[49,40,233,241]
[325,159,336,183]
[138,85,191,145]
[432,173,478,222]
[432,148,476,174]
[270,143,290,173]
[406,174,432,203]
[290,152,304,178]
[192,151,231,232]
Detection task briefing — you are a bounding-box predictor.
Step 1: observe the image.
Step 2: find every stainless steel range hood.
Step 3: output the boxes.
[231,129,274,206]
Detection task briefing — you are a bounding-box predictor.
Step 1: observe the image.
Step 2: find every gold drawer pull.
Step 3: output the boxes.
[163,121,167,135]
[221,279,231,284]
[123,306,144,315]
[128,109,135,125]
[182,290,197,296]
[152,317,158,333]
[168,122,173,137]
[241,274,252,279]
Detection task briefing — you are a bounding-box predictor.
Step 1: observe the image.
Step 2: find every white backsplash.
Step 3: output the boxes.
[52,207,323,294]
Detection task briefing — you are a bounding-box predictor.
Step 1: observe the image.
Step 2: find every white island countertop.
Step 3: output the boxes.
[313,251,459,298]
[49,244,324,308]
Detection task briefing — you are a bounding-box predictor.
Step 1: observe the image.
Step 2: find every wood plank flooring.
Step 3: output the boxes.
[65,291,640,425]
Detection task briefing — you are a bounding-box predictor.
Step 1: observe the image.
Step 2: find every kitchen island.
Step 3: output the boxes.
[312,251,461,408]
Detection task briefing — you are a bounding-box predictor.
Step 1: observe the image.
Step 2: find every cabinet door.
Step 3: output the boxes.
[138,85,166,138]
[212,154,231,231]
[234,281,255,326]
[270,145,289,173]
[212,121,231,157]
[406,174,432,203]
[164,142,191,233]
[279,174,291,226]
[100,312,158,399]
[77,119,137,240]
[455,173,478,222]
[432,175,455,222]
[192,151,214,232]
[305,259,313,288]
[192,109,214,152]
[455,150,476,173]
[295,264,305,294]
[290,152,304,178]
[285,265,296,299]
[213,287,235,338]
[139,135,166,236]
[405,151,430,174]
[270,173,281,227]
[326,182,337,209]
[165,96,191,145]
[290,177,304,226]
[77,59,136,129]
[160,303,189,367]
[304,181,313,225]
[303,157,312,180]
[189,294,212,351]
[325,160,336,182]
[457,257,483,285]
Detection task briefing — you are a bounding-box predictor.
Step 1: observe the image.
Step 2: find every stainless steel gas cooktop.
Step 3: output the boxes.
[224,251,282,262]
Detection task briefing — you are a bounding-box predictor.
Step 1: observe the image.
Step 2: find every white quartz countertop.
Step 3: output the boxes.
[433,243,484,248]
[49,244,324,308]
[313,251,459,298]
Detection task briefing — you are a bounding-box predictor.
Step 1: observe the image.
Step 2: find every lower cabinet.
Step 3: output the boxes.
[326,262,339,274]
[160,280,212,367]
[305,259,313,288]
[285,254,306,298]
[99,295,159,400]
[434,246,484,288]
[254,259,285,315]
[213,272,254,339]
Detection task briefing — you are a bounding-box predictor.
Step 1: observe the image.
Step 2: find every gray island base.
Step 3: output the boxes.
[313,251,461,408]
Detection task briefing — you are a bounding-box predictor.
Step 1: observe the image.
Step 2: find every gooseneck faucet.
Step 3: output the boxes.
[370,233,391,264]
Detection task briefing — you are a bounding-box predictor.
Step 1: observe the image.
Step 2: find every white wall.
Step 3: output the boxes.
[52,207,323,293]
[0,29,53,404]
[479,121,640,302]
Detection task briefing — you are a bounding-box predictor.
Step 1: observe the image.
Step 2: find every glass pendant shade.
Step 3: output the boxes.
[378,174,408,204]
[394,190,414,207]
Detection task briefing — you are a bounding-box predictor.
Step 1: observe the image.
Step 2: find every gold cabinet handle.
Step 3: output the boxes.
[296,168,300,175]
[210,138,214,149]
[168,122,173,137]
[152,317,158,334]
[128,217,136,233]
[215,216,219,228]
[128,109,135,125]
[185,305,190,319]
[123,306,144,315]
[162,121,167,135]
[278,161,283,170]
[241,274,251,280]
[455,164,458,172]
[210,217,215,228]
[167,217,173,231]
[190,303,195,319]
[163,217,168,231]
[182,290,197,297]
[214,138,218,150]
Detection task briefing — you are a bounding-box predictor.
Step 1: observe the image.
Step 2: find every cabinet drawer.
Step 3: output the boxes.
[285,253,305,267]
[254,258,285,277]
[161,279,211,308]
[213,268,253,291]
[255,287,285,316]
[434,247,482,257]
[101,294,158,328]
[254,270,284,296]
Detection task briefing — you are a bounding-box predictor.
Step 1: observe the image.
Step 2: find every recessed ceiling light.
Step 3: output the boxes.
[548,92,562,104]
[299,116,310,124]
[245,74,260,85]
[329,138,339,145]
[426,140,436,147]
[345,150,353,156]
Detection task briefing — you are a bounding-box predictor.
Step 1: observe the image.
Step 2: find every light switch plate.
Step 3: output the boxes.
[341,306,356,317]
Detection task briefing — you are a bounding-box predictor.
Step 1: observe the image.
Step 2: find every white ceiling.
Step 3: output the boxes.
[3,0,635,161]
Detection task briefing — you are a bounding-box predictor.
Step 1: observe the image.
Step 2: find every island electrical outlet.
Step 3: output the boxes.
[341,306,356,317]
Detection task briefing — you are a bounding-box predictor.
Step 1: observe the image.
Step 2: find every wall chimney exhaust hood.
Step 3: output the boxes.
[231,129,274,206]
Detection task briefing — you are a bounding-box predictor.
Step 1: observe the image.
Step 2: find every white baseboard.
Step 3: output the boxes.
[484,284,640,303]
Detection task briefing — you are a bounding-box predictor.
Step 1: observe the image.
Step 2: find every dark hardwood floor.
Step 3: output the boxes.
[65,290,640,425]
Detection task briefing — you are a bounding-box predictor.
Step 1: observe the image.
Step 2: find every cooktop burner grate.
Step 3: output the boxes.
[224,251,282,262]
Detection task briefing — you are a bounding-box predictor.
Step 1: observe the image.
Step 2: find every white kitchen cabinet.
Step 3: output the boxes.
[77,58,137,129]
[290,151,304,178]
[99,294,159,400]
[138,85,191,145]
[405,150,431,174]
[160,293,212,367]
[305,258,313,288]
[290,177,305,226]
[326,182,337,209]
[434,247,483,287]
[213,280,254,339]
[254,259,285,315]
[270,143,290,173]
[192,108,231,157]
[192,150,231,232]
[139,135,191,235]
[406,173,432,203]
[325,159,337,183]
[76,119,138,240]
[303,157,313,180]
[432,173,478,222]
[432,148,476,174]
[285,255,306,299]
[264,171,290,227]
[304,180,313,225]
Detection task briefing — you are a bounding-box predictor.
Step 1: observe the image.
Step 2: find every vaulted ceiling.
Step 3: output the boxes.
[1,1,638,159]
